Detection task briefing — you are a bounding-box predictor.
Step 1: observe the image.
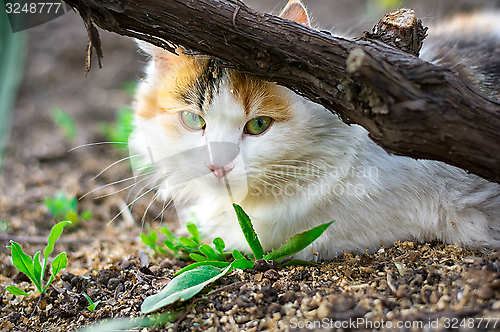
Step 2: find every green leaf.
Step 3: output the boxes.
[81,210,92,221]
[83,293,92,303]
[159,227,174,239]
[140,233,150,246]
[174,261,231,276]
[149,230,158,243]
[43,221,71,272]
[232,249,245,260]
[50,252,67,277]
[163,239,176,252]
[141,265,231,314]
[99,107,135,150]
[199,245,220,261]
[231,258,254,270]
[65,210,78,223]
[189,253,208,262]
[179,237,198,249]
[8,241,40,291]
[76,313,174,332]
[69,196,78,211]
[83,293,100,312]
[213,237,225,256]
[278,259,319,267]
[232,204,264,260]
[88,300,101,312]
[51,107,77,141]
[33,251,43,286]
[186,222,200,243]
[0,220,9,232]
[264,221,334,261]
[158,246,169,255]
[6,286,28,296]
[140,232,156,247]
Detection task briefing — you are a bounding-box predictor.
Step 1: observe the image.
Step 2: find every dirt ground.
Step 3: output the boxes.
[1,0,500,331]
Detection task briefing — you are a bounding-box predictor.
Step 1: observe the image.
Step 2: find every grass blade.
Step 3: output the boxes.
[264,221,334,261]
[232,204,264,260]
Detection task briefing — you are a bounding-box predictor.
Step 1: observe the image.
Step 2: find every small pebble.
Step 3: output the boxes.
[160,259,173,269]
[264,269,279,280]
[119,260,131,270]
[477,286,494,300]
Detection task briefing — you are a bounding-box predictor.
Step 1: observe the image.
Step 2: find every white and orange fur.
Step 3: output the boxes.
[130,1,500,260]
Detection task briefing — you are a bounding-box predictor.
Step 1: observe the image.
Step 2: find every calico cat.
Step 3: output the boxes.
[129,0,500,260]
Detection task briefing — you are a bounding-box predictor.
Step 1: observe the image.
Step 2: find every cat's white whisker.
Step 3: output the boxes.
[126,172,171,209]
[68,141,131,152]
[81,170,156,200]
[141,190,161,230]
[107,182,164,226]
[91,154,146,182]
[92,172,156,200]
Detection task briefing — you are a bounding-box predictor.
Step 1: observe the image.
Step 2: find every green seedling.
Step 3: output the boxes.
[83,293,101,312]
[141,221,232,262]
[99,107,135,150]
[51,107,77,141]
[0,220,8,232]
[376,0,406,10]
[140,204,333,313]
[44,191,92,224]
[6,221,71,296]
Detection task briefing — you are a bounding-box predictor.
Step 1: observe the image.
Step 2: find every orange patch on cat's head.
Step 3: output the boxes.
[135,50,208,120]
[229,71,292,122]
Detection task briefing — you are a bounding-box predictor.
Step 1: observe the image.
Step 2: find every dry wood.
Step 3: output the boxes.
[61,0,500,183]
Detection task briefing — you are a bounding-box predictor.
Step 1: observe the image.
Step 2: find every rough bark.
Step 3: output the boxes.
[62,0,500,183]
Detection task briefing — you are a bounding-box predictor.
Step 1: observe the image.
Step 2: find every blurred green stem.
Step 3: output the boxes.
[0,8,27,171]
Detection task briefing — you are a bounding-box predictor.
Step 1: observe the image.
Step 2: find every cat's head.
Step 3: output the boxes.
[129,1,345,207]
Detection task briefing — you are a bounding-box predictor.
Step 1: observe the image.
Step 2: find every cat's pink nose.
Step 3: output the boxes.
[209,163,234,179]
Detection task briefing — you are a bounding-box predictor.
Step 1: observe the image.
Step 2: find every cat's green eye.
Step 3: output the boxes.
[180,111,206,130]
[245,116,273,135]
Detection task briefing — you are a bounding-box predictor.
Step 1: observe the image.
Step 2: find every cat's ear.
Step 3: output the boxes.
[136,40,184,74]
[279,0,310,27]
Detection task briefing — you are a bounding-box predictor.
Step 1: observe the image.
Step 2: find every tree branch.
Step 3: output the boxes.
[63,0,500,183]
